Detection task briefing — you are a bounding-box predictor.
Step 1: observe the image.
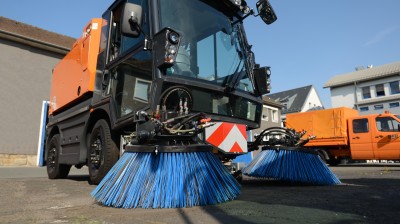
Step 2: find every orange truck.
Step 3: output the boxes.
[286,107,400,165]
[38,0,278,183]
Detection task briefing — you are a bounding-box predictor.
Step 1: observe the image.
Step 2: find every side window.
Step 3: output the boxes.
[353,119,369,133]
[376,117,400,132]
[106,0,152,118]
[99,16,110,54]
[109,5,123,62]
[108,0,149,62]
[110,51,152,118]
[121,0,149,54]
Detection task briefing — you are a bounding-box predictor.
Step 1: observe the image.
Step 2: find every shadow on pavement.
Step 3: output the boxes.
[200,177,400,224]
[67,174,90,182]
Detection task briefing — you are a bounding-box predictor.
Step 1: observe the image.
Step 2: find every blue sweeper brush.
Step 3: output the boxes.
[91,146,241,209]
[242,147,341,185]
[244,127,341,185]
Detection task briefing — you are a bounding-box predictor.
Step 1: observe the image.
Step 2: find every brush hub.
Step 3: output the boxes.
[125,144,212,153]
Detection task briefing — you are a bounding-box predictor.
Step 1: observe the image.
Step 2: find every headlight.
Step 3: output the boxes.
[153,28,181,69]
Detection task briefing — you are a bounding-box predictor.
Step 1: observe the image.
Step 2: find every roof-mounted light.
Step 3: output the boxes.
[230,0,242,6]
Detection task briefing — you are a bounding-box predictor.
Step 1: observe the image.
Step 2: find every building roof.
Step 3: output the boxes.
[324,61,400,88]
[262,96,282,108]
[0,16,76,53]
[267,85,313,114]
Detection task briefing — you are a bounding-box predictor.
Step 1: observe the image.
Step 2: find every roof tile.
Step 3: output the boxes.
[324,61,400,88]
[267,85,313,113]
[0,16,76,49]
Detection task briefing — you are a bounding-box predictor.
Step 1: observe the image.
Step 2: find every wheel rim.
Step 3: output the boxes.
[90,134,103,170]
[48,147,56,169]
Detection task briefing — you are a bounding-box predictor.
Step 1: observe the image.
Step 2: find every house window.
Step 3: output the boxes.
[362,86,371,99]
[390,81,400,95]
[271,110,278,122]
[374,104,384,110]
[389,102,400,108]
[353,119,369,133]
[375,84,385,97]
[359,106,369,112]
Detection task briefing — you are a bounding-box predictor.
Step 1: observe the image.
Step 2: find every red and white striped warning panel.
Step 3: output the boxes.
[205,122,247,154]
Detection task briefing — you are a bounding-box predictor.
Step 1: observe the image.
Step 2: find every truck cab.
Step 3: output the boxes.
[348,112,400,160]
[94,0,274,127]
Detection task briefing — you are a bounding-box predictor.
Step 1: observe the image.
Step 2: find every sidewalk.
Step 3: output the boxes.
[0,166,88,179]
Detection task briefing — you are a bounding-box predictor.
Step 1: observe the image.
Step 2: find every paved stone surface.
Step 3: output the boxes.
[0,165,399,224]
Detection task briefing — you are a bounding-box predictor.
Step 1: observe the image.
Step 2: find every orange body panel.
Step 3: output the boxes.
[49,19,103,115]
[347,115,374,159]
[286,107,358,147]
[287,108,400,160]
[348,113,400,160]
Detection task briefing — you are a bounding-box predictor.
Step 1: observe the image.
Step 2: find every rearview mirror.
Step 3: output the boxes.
[121,3,142,38]
[256,0,277,25]
[253,66,271,96]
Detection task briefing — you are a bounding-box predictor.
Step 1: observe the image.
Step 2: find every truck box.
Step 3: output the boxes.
[286,107,359,147]
[48,19,102,115]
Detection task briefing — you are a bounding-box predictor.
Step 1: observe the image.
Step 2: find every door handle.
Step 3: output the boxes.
[352,136,360,139]
[375,135,383,138]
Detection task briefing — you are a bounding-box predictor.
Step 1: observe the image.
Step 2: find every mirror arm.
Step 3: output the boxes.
[128,14,152,50]
[129,16,147,39]
[241,9,255,20]
[232,9,254,25]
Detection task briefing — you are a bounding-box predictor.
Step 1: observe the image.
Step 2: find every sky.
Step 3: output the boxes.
[1,0,400,108]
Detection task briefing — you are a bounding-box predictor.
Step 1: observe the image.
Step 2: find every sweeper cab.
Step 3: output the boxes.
[39,0,278,184]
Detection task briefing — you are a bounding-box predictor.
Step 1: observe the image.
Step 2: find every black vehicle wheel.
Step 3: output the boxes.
[88,119,119,185]
[46,134,71,179]
[317,150,327,163]
[327,157,341,166]
[233,170,243,183]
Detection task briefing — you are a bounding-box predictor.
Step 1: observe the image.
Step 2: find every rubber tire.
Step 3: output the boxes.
[88,119,119,185]
[327,157,341,166]
[233,170,243,183]
[46,134,71,179]
[317,150,327,164]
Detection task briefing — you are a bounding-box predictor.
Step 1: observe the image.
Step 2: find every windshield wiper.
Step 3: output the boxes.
[224,23,253,92]
[225,57,244,91]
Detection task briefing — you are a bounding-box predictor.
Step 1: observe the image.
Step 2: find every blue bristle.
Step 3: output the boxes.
[242,149,341,185]
[91,151,241,208]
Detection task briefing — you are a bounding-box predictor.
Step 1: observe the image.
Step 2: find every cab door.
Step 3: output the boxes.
[372,116,400,159]
[104,0,153,121]
[349,117,375,159]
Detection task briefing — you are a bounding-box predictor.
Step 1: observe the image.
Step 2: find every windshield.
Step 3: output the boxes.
[159,0,255,93]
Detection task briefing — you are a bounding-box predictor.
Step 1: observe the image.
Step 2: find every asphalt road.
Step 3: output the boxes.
[0,165,399,224]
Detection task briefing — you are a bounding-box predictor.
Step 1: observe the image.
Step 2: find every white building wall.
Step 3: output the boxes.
[330,85,356,109]
[328,75,400,115]
[359,103,400,115]
[356,76,399,102]
[301,87,324,112]
[356,76,400,115]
